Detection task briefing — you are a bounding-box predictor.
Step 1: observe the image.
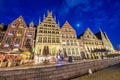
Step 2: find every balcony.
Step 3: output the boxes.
[4,44,9,47]
[16,34,22,36]
[14,44,20,47]
[27,34,32,37]
[11,25,16,28]
[8,33,13,36]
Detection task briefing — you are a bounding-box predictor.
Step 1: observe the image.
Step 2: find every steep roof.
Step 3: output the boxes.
[61,21,74,30]
[9,16,28,28]
[95,32,102,40]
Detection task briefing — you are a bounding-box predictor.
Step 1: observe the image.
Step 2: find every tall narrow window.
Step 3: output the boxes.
[11,24,16,28]
[19,24,24,28]
[48,37,51,43]
[26,39,31,46]
[52,38,55,43]
[72,48,75,54]
[6,38,11,44]
[15,38,20,44]
[43,37,47,43]
[38,37,42,42]
[56,38,60,43]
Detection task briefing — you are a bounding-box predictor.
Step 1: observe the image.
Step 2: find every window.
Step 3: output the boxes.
[26,39,31,46]
[48,25,51,27]
[38,37,42,42]
[11,24,16,28]
[44,24,47,26]
[76,48,79,54]
[52,31,55,34]
[15,38,20,44]
[8,30,14,35]
[70,40,73,45]
[48,31,51,33]
[39,30,43,33]
[18,30,22,34]
[72,48,75,54]
[48,19,51,21]
[43,37,47,43]
[44,30,47,33]
[68,48,71,55]
[56,38,60,43]
[74,40,77,45]
[56,32,59,34]
[52,38,55,43]
[65,29,67,32]
[70,35,72,38]
[63,48,66,52]
[66,34,68,38]
[62,34,65,38]
[19,24,24,28]
[6,38,11,44]
[28,32,32,36]
[52,25,55,27]
[67,40,69,45]
[48,37,51,43]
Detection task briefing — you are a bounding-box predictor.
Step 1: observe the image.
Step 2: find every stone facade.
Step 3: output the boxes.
[0,11,115,59]
[35,11,62,56]
[61,21,81,59]
[95,29,114,52]
[78,28,114,59]
[1,16,35,50]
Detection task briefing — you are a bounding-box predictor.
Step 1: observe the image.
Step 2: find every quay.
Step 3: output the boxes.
[0,57,120,80]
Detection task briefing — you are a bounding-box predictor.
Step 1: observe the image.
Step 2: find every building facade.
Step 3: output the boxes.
[25,22,36,51]
[95,29,114,52]
[35,11,62,56]
[78,28,114,59]
[61,21,81,59]
[1,16,35,50]
[0,11,115,59]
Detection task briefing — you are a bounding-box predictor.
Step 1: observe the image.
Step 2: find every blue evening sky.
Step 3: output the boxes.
[0,0,120,49]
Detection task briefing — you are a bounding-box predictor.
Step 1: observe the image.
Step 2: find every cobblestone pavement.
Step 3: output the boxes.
[73,63,120,80]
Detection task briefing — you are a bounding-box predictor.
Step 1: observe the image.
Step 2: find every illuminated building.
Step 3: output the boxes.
[0,11,115,59]
[61,21,81,59]
[78,28,114,58]
[1,16,35,50]
[35,11,62,56]
[95,29,114,52]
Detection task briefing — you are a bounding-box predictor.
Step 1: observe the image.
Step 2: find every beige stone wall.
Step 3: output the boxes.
[35,11,61,55]
[0,57,120,80]
[61,21,80,57]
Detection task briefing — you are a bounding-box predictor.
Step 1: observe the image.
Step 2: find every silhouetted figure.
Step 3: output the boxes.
[68,56,72,62]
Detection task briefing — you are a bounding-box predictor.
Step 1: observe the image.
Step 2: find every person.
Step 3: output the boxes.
[88,69,92,74]
[68,56,72,62]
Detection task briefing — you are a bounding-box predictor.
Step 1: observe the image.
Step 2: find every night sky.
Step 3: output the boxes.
[0,0,120,49]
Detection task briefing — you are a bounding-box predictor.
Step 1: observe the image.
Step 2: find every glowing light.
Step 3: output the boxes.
[76,23,80,27]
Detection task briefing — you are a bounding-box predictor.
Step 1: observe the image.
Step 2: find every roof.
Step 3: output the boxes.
[95,32,102,40]
[78,33,84,38]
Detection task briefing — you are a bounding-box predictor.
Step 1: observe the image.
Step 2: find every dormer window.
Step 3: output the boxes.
[17,30,22,36]
[19,24,24,28]
[8,30,14,36]
[27,32,32,37]
[11,24,16,28]
[18,19,22,21]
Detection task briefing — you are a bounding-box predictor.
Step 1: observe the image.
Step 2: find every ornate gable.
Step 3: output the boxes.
[9,16,27,28]
[83,28,97,39]
[61,21,76,33]
[41,11,58,28]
